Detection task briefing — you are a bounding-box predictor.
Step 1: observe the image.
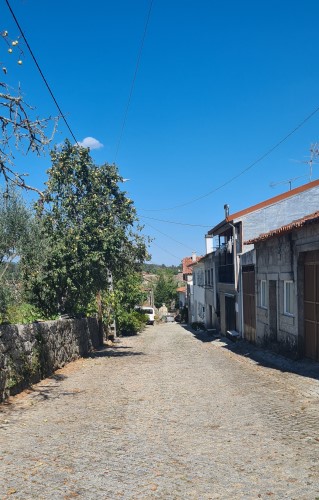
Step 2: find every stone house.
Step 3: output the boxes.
[181,253,202,321]
[191,251,218,329]
[189,258,205,324]
[176,286,187,309]
[245,211,319,360]
[206,179,319,338]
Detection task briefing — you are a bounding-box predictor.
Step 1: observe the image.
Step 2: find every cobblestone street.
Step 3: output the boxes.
[1,322,319,499]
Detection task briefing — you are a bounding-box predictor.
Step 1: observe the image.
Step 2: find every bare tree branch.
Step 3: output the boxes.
[0,82,58,193]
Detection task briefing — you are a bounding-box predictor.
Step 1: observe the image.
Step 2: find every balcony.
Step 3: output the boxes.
[218,264,234,284]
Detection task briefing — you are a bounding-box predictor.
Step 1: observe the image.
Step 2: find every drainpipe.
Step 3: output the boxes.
[228,222,238,291]
[228,221,240,333]
[240,260,244,338]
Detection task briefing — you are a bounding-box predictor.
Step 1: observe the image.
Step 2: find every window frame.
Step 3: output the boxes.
[260,279,267,308]
[284,280,294,316]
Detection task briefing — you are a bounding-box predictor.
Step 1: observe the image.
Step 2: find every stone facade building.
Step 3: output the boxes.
[246,211,319,360]
[207,179,319,338]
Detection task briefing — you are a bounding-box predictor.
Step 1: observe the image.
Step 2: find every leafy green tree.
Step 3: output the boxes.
[0,188,39,321]
[114,272,147,312]
[143,263,181,275]
[23,140,149,316]
[102,271,148,335]
[154,272,177,309]
[0,188,32,273]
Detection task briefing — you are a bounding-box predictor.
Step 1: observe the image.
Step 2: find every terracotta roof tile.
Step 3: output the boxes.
[182,256,202,274]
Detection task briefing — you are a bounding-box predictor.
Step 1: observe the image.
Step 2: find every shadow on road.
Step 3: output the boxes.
[89,345,145,358]
[179,323,319,382]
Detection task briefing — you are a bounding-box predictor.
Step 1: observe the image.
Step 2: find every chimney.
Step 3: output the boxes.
[192,251,196,262]
[205,235,213,254]
[224,203,229,219]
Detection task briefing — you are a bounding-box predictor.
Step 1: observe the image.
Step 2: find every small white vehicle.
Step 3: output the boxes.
[135,306,155,325]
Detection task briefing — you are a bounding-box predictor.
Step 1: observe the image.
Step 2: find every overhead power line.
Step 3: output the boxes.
[140,215,211,228]
[114,0,154,162]
[5,0,78,144]
[143,221,195,252]
[140,104,319,212]
[151,241,182,261]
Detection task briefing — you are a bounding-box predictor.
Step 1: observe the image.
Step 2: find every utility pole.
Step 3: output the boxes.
[96,290,104,345]
[107,269,117,342]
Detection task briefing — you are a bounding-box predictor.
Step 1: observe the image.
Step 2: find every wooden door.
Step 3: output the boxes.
[242,265,256,342]
[225,295,236,331]
[304,251,319,361]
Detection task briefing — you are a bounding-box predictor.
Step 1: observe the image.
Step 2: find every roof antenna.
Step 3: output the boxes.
[271,143,319,191]
[289,143,319,182]
[269,175,306,191]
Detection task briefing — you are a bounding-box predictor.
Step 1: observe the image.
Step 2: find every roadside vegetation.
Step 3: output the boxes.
[153,271,179,310]
[0,143,150,336]
[0,31,150,336]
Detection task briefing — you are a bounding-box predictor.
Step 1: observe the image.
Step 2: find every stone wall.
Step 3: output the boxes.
[254,233,298,354]
[0,317,100,402]
[254,222,319,357]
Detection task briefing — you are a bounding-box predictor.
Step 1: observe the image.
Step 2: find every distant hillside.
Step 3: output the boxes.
[143,263,181,275]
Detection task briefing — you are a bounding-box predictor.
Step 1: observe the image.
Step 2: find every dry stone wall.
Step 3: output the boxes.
[0,317,100,402]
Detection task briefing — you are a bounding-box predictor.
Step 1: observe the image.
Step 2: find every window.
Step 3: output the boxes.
[260,280,267,308]
[284,280,294,315]
[193,272,196,286]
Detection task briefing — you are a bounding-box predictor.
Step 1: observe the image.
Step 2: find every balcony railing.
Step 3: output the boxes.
[218,264,234,284]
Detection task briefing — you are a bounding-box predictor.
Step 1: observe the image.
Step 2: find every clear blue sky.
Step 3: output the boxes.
[2,0,319,266]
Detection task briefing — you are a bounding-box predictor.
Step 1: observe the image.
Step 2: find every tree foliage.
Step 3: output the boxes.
[0,187,41,321]
[102,272,148,336]
[0,187,32,274]
[23,141,149,316]
[143,263,181,275]
[113,272,147,312]
[153,272,177,309]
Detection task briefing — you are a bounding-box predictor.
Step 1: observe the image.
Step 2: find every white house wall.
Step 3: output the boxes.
[191,266,205,324]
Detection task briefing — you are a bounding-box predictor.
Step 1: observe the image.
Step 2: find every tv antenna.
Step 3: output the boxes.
[269,175,307,191]
[290,142,319,181]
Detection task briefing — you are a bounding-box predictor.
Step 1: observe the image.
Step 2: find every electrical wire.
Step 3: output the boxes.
[5,0,78,145]
[143,220,195,252]
[140,104,319,212]
[139,215,211,227]
[151,241,182,261]
[114,0,154,162]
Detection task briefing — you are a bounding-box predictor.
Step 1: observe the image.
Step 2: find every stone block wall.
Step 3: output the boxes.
[0,317,100,402]
[255,234,297,354]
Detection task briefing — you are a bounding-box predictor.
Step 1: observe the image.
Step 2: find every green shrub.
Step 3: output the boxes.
[117,310,147,336]
[0,284,11,323]
[6,302,44,324]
